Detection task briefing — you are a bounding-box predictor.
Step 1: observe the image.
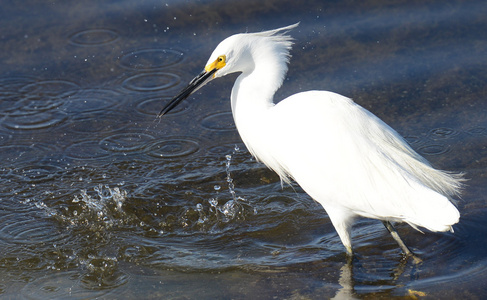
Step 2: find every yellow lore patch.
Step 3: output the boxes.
[205,55,226,73]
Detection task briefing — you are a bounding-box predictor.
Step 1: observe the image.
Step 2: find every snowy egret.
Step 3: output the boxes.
[158,23,464,260]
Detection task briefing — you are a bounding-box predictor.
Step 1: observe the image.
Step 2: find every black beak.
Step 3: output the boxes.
[158,68,217,117]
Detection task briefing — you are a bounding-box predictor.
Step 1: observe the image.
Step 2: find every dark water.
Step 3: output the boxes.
[1,0,486,298]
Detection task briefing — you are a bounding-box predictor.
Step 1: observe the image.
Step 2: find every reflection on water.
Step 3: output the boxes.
[0,0,486,298]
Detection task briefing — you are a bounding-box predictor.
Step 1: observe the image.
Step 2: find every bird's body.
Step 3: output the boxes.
[240,90,461,252]
[159,23,463,258]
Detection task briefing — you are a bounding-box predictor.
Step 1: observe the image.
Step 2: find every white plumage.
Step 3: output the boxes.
[159,23,464,258]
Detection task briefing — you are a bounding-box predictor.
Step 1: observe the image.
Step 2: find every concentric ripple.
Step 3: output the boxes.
[100,133,155,153]
[200,111,236,131]
[146,137,200,158]
[429,127,459,139]
[12,80,80,116]
[136,96,190,116]
[62,89,121,114]
[118,49,184,70]
[0,213,69,245]
[466,127,487,135]
[3,111,68,130]
[19,80,80,98]
[417,144,450,156]
[68,29,119,46]
[64,141,111,160]
[122,72,180,92]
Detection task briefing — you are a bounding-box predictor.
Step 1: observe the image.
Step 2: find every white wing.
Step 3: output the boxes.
[264,91,461,232]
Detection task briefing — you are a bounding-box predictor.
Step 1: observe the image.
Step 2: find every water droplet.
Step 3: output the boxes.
[209,198,218,207]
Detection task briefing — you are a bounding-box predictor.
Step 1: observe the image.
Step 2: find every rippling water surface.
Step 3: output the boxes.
[1,0,486,298]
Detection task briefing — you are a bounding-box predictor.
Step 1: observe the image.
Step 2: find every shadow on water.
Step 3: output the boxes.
[0,0,486,298]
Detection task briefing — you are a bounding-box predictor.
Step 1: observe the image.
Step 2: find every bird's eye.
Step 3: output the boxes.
[218,56,224,62]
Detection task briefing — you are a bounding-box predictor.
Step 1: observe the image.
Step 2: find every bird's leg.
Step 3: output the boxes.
[382,221,422,264]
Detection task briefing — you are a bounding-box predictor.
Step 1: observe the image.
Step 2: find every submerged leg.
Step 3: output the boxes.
[382,221,422,264]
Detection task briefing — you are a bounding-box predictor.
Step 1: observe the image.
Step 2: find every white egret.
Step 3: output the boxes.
[158,23,464,260]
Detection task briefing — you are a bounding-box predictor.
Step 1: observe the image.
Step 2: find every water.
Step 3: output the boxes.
[1,0,486,298]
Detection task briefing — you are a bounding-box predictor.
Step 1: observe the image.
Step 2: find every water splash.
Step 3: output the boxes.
[16,154,258,286]
[195,145,256,227]
[70,185,127,226]
[29,184,134,236]
[16,185,132,290]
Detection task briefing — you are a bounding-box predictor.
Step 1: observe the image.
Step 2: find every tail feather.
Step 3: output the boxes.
[403,184,460,233]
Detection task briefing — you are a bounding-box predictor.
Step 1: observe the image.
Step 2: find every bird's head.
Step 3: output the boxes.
[203,33,256,79]
[158,23,298,117]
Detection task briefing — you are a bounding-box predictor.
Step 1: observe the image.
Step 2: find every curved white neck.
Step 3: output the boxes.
[230,61,285,128]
